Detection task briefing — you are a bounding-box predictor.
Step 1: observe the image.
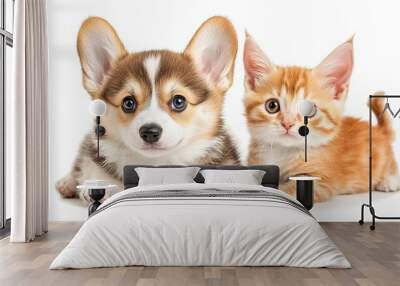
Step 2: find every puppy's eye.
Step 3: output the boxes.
[122,96,137,113]
[265,98,280,114]
[170,95,187,112]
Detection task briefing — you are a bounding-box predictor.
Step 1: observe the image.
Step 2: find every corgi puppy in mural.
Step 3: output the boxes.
[56,16,239,200]
[243,34,400,201]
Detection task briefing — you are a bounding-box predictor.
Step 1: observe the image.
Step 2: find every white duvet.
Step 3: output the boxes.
[50,183,350,269]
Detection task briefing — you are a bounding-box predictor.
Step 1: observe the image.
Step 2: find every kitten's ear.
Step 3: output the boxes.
[313,37,354,100]
[77,17,127,96]
[243,33,275,91]
[184,16,238,93]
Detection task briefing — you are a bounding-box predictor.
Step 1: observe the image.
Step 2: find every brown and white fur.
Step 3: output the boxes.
[244,34,400,202]
[56,16,239,200]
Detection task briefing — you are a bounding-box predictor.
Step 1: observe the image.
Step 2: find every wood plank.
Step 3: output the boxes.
[0,222,399,286]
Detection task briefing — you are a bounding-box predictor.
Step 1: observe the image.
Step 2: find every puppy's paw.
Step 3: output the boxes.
[56,175,78,198]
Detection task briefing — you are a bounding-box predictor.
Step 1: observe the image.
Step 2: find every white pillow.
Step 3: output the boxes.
[135,167,200,186]
[200,169,266,185]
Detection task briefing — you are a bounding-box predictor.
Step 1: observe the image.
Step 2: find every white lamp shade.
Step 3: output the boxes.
[298,99,317,117]
[89,99,107,116]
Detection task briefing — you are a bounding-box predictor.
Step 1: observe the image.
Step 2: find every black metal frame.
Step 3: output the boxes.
[0,0,14,234]
[359,94,400,230]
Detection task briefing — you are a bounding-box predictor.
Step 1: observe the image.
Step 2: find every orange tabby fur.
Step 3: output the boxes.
[274,96,398,202]
[244,34,399,201]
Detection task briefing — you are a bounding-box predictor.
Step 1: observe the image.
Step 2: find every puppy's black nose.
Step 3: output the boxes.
[139,124,163,143]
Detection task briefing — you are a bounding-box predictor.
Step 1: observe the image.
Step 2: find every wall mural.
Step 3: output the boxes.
[55,16,400,204]
[243,36,399,202]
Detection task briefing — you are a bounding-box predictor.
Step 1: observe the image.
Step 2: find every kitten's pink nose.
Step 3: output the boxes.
[281,121,294,131]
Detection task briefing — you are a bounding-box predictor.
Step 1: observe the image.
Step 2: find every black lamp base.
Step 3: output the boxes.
[298,125,309,136]
[95,125,106,137]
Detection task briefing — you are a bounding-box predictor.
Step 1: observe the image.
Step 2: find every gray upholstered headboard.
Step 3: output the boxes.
[123,165,280,189]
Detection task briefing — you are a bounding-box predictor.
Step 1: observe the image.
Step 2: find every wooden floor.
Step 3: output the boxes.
[0,222,399,286]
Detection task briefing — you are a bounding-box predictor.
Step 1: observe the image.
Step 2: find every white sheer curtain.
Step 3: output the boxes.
[8,0,48,242]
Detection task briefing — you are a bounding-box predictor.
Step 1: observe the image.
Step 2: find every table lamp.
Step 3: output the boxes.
[89,99,107,159]
[81,99,115,215]
[298,99,317,162]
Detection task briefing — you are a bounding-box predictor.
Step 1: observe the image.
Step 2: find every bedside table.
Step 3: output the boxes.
[77,180,118,216]
[289,176,320,210]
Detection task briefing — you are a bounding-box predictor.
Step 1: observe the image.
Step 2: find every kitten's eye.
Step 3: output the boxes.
[122,96,137,113]
[170,95,187,112]
[265,98,280,114]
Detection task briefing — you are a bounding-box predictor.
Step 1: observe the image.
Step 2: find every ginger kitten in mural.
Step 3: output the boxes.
[244,34,400,201]
[56,16,239,200]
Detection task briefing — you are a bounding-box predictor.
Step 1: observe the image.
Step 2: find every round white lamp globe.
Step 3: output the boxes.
[298,99,317,117]
[89,99,107,117]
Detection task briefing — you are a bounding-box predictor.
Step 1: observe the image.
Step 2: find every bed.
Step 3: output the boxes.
[50,165,350,269]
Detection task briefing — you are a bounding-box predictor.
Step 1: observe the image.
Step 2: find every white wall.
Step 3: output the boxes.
[48,0,400,221]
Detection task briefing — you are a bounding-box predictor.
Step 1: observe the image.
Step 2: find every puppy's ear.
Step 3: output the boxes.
[313,37,354,100]
[77,17,126,96]
[184,16,238,93]
[243,33,275,91]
